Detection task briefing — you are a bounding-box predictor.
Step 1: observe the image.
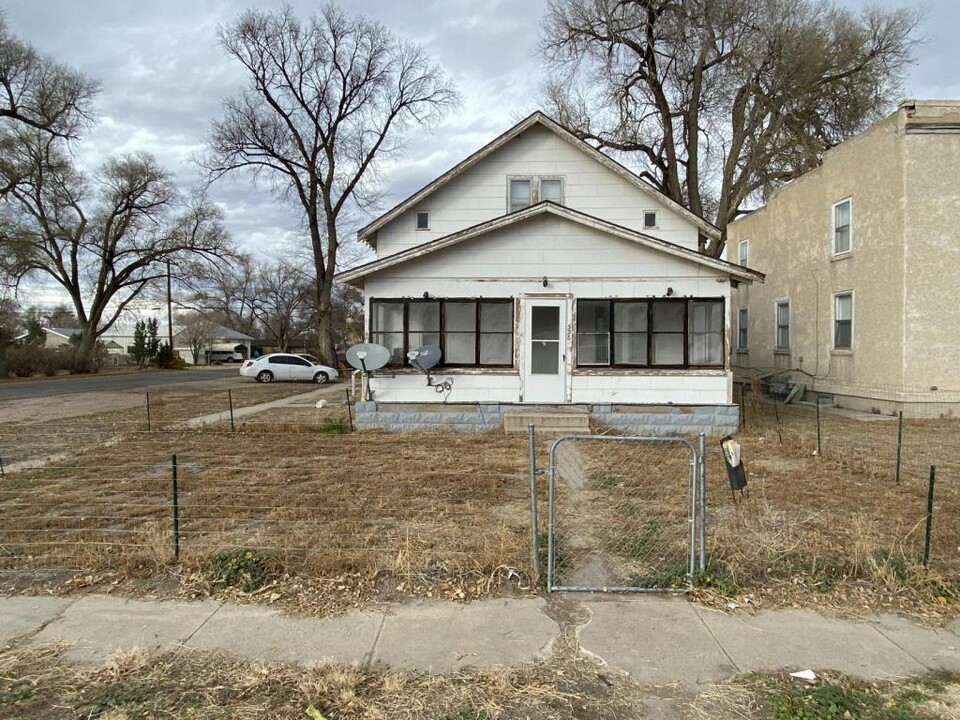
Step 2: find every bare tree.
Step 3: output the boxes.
[203,3,459,365]
[541,0,921,255]
[177,311,218,365]
[0,18,97,138]
[0,18,99,197]
[0,134,233,372]
[178,253,259,336]
[252,260,311,352]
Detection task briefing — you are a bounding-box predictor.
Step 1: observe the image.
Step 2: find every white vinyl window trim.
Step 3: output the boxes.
[832,197,852,255]
[738,239,749,266]
[775,300,790,351]
[833,291,854,350]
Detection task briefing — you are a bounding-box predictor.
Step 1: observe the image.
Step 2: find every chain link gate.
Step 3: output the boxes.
[545,435,705,593]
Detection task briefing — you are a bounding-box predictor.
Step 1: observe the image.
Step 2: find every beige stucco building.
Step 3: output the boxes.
[729,100,960,415]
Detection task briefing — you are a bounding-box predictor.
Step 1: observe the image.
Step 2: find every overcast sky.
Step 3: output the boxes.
[5,0,958,309]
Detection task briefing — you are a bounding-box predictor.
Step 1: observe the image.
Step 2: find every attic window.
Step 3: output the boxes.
[508,176,564,213]
[644,211,658,229]
[509,179,531,213]
[416,211,429,230]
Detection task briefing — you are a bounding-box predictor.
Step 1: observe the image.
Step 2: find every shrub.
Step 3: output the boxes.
[209,548,269,592]
[5,344,52,377]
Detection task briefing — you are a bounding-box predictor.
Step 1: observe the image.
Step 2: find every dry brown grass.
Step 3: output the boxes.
[704,405,960,621]
[0,427,534,614]
[0,635,646,720]
[1,387,959,621]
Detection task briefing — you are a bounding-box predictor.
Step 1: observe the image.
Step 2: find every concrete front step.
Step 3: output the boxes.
[503,412,591,435]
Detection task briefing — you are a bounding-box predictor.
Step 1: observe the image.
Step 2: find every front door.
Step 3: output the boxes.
[522,298,567,403]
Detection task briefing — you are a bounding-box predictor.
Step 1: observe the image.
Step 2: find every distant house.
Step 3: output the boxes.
[99,322,255,364]
[728,100,960,415]
[12,326,81,349]
[337,111,763,433]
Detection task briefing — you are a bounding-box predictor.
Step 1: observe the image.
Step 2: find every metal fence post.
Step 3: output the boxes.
[773,396,782,444]
[528,424,539,585]
[546,439,558,593]
[815,398,822,456]
[698,432,706,573]
[172,454,180,561]
[895,410,904,484]
[228,389,235,432]
[146,392,152,432]
[923,465,936,567]
[345,389,354,431]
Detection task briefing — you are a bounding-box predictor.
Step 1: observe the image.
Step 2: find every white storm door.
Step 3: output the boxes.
[523,299,567,403]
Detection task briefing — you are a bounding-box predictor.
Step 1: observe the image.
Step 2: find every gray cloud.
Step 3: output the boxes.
[4,0,956,302]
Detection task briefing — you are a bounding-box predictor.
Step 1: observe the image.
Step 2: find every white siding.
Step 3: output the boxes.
[366,215,722,296]
[363,216,732,405]
[375,125,700,256]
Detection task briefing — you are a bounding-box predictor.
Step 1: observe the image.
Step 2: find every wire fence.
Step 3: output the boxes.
[1,369,957,610]
[0,429,533,593]
[706,384,960,596]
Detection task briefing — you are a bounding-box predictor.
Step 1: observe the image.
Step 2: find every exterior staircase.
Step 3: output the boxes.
[502,409,591,436]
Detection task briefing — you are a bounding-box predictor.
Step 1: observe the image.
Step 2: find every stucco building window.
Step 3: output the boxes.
[833,198,852,255]
[775,300,790,351]
[834,292,853,349]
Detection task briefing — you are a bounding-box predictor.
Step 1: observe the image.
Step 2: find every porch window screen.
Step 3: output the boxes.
[370,301,404,365]
[651,301,685,366]
[370,299,513,367]
[613,301,648,365]
[577,300,610,365]
[689,301,724,365]
[576,298,725,369]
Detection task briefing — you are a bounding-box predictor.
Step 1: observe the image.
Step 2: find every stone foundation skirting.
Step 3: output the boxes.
[354,401,739,436]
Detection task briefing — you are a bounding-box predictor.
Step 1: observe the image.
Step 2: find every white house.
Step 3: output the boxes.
[337,112,763,433]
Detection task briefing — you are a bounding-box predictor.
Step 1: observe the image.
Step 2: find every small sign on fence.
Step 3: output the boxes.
[721,435,748,503]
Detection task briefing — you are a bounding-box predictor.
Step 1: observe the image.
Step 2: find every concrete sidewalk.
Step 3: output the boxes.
[2,594,959,690]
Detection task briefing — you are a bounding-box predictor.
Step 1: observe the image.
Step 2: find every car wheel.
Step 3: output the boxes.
[313,371,329,384]
[256,370,274,383]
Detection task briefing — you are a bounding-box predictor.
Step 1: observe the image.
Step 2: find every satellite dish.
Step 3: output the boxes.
[407,345,442,371]
[346,343,390,372]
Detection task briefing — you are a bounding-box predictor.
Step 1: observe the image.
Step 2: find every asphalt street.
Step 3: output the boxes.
[0,367,239,401]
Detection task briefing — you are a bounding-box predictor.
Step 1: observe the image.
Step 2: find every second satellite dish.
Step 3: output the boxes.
[346,343,391,372]
[407,345,442,371]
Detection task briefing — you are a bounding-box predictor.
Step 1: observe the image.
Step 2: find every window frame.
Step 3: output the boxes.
[415,211,430,230]
[738,239,749,266]
[775,300,790,351]
[643,210,658,230]
[833,290,854,351]
[506,175,565,213]
[574,297,726,370]
[832,197,852,256]
[369,298,514,368]
[737,307,748,351]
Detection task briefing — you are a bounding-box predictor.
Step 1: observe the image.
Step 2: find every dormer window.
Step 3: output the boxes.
[507,176,564,213]
[416,211,429,230]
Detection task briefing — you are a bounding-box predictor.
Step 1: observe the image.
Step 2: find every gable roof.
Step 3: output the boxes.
[339,202,763,285]
[358,111,721,245]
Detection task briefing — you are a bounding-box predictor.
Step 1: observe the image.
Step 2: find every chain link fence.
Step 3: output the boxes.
[546,435,701,592]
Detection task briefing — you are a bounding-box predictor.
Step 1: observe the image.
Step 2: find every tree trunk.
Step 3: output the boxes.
[72,329,98,374]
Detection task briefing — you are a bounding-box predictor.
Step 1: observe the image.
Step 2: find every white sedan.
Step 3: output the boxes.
[239,353,340,384]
